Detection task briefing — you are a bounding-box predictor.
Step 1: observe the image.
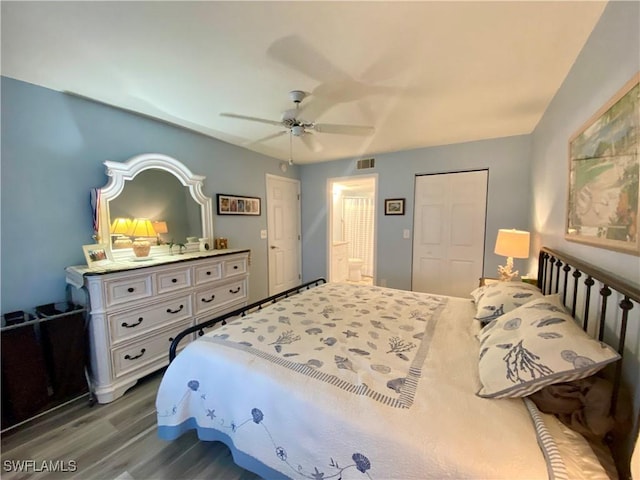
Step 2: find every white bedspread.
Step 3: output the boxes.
[156,283,610,479]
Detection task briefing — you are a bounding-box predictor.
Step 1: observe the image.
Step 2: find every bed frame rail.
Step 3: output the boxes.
[169,278,326,362]
[537,247,639,417]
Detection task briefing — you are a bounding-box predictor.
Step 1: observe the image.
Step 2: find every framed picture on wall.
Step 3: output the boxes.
[566,72,639,256]
[385,198,405,215]
[82,244,113,267]
[217,194,261,216]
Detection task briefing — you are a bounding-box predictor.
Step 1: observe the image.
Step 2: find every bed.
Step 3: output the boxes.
[156,247,639,479]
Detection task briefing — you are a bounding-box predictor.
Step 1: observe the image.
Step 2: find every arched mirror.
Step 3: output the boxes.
[96,153,214,261]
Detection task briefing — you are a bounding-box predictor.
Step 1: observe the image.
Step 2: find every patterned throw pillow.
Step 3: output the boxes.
[470,281,544,324]
[476,295,620,399]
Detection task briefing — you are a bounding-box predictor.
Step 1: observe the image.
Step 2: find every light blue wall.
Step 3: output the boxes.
[300,134,532,290]
[0,77,299,312]
[530,1,640,470]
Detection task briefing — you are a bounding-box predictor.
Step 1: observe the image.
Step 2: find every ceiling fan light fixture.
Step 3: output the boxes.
[291,125,305,136]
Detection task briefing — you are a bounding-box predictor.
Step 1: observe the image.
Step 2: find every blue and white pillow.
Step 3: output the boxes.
[471,281,543,324]
[476,295,620,399]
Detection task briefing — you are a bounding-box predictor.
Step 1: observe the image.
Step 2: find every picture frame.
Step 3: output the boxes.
[217,194,261,216]
[82,244,113,267]
[566,72,639,256]
[385,198,405,215]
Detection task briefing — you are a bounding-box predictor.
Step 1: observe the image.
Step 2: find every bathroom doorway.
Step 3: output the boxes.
[328,175,377,285]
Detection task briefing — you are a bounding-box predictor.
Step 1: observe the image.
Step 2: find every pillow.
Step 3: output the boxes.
[477,295,620,399]
[470,281,543,324]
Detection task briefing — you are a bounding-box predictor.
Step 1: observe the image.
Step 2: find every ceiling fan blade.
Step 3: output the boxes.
[300,132,322,152]
[245,130,288,146]
[220,112,282,127]
[312,123,375,136]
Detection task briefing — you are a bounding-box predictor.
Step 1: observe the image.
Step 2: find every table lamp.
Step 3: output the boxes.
[494,229,530,281]
[110,217,133,249]
[127,218,157,258]
[152,221,168,245]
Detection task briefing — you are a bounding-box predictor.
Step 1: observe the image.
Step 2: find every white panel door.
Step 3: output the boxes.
[412,170,487,297]
[266,175,301,295]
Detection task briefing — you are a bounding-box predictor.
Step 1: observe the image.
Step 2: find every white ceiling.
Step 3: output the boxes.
[1,1,607,164]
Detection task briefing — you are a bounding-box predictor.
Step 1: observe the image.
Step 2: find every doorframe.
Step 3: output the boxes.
[327,174,378,283]
[266,173,302,296]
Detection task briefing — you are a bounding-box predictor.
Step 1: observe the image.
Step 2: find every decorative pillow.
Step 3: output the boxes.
[470,281,544,324]
[477,295,620,399]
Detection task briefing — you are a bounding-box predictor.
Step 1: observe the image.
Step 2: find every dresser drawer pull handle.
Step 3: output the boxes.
[124,348,146,361]
[233,265,239,270]
[201,295,216,303]
[166,305,184,314]
[206,271,212,276]
[171,278,178,283]
[229,286,241,294]
[127,287,135,293]
[122,317,143,328]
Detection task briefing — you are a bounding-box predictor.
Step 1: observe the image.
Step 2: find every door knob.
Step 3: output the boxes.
[270,245,277,249]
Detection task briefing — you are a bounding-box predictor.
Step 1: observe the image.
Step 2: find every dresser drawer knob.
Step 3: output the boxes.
[127,287,135,293]
[124,348,146,361]
[168,337,174,343]
[166,305,184,314]
[122,317,143,328]
[233,265,239,270]
[229,286,241,294]
[206,271,212,276]
[201,294,216,303]
[171,278,178,283]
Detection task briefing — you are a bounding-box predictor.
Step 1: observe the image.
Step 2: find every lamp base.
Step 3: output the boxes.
[132,239,151,257]
[113,237,133,249]
[497,257,519,282]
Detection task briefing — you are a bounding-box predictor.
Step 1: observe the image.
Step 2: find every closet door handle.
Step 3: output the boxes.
[124,348,146,361]
[229,287,241,294]
[122,317,143,328]
[201,295,216,303]
[166,305,184,314]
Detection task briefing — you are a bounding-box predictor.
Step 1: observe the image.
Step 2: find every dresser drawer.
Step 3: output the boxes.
[105,275,153,307]
[194,261,223,285]
[109,295,192,343]
[195,278,247,315]
[224,256,247,277]
[155,267,192,295]
[111,319,193,378]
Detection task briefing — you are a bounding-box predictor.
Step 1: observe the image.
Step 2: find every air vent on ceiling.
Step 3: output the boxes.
[356,158,375,170]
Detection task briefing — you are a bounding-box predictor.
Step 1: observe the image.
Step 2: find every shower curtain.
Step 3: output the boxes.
[343,197,374,277]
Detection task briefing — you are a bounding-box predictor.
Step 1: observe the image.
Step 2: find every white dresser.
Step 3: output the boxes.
[66,249,250,404]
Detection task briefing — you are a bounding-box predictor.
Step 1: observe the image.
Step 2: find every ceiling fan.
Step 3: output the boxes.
[220,90,375,160]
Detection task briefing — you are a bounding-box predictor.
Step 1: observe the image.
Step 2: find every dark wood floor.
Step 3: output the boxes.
[0,370,261,480]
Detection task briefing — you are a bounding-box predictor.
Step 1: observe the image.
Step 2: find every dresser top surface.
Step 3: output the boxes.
[66,248,250,277]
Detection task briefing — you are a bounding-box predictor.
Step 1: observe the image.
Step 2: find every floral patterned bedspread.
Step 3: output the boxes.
[199,282,447,408]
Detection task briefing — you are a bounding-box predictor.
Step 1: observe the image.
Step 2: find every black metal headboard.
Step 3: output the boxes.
[537,246,639,478]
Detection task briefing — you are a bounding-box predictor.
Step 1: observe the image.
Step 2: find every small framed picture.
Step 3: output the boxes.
[217,194,261,216]
[385,198,405,215]
[82,244,113,267]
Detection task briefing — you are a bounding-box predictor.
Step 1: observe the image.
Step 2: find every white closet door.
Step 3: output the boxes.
[412,170,487,297]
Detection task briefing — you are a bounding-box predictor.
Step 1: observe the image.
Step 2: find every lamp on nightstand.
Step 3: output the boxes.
[127,218,157,258]
[152,221,168,245]
[494,229,530,281]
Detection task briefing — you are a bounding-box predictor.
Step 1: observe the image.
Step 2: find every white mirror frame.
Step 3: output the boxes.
[97,153,214,261]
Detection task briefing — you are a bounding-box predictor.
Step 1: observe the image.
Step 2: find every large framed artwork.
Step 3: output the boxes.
[566,72,639,256]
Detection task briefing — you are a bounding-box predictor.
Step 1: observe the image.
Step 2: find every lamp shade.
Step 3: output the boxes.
[127,218,157,237]
[110,217,132,235]
[152,221,168,234]
[494,229,530,259]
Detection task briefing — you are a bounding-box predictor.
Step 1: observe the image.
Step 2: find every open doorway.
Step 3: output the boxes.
[328,175,377,285]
